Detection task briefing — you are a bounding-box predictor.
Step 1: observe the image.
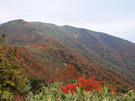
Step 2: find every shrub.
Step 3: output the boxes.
[0,34,27,95]
[59,83,80,94]
[78,76,101,91]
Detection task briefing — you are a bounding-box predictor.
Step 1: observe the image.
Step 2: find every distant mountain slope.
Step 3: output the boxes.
[0,19,135,88]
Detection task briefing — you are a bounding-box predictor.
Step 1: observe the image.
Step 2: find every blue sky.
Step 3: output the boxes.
[0,0,135,43]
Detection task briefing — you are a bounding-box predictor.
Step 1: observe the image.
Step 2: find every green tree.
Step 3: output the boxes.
[0,34,27,95]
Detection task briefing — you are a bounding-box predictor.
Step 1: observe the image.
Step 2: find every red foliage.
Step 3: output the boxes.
[14,96,24,101]
[111,87,117,96]
[78,76,101,91]
[16,47,43,78]
[59,76,101,94]
[47,64,80,83]
[59,83,80,94]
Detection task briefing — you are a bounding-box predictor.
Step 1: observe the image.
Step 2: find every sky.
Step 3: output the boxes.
[0,0,135,43]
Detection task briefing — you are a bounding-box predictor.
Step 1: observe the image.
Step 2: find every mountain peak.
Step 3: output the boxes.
[7,19,26,23]
[11,19,25,22]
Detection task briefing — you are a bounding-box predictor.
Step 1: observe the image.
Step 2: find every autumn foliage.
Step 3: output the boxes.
[78,76,101,92]
[59,83,80,94]
[0,35,27,95]
[111,87,117,96]
[47,64,80,83]
[59,76,101,94]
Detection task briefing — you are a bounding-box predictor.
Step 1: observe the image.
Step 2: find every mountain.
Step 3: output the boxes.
[0,19,135,88]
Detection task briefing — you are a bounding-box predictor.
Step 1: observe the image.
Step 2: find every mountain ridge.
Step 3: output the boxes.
[0,19,135,88]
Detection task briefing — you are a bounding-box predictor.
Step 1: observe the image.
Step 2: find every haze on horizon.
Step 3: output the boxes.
[0,0,135,43]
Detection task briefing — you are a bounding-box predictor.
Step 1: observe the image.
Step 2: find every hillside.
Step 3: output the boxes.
[0,19,135,88]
